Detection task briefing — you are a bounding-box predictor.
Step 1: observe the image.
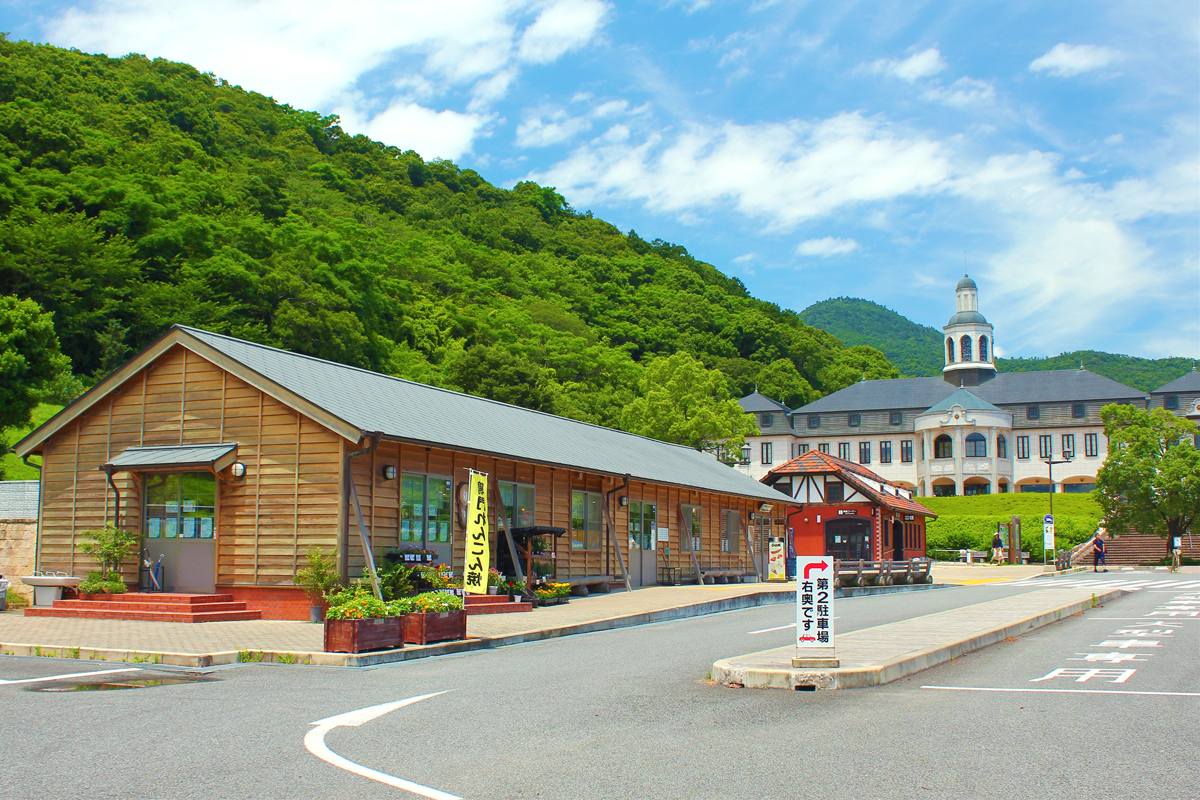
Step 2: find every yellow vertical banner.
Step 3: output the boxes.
[463,470,490,595]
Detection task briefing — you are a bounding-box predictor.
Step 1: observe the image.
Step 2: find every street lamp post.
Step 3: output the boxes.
[1043,454,1072,564]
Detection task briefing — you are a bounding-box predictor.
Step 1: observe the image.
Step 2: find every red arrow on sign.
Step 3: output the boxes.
[798,635,817,642]
[803,561,830,579]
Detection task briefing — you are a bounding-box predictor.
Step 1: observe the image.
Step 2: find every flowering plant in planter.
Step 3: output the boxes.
[533,582,570,601]
[487,568,504,590]
[502,579,526,596]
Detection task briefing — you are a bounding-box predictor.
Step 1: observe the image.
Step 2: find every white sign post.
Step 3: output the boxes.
[1043,514,1055,564]
[792,557,839,669]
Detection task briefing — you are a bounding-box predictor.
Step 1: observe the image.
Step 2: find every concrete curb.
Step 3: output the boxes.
[1,588,799,669]
[711,587,1127,691]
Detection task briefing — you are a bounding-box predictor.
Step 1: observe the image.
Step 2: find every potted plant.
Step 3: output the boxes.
[533,581,571,606]
[77,571,128,600]
[400,591,467,645]
[78,524,137,594]
[295,546,340,622]
[322,587,406,653]
[487,568,504,595]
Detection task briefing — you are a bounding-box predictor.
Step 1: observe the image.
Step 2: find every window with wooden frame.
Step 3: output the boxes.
[499,481,535,531]
[1084,433,1098,457]
[900,440,913,463]
[681,504,702,553]
[858,441,871,464]
[879,441,892,464]
[1038,435,1052,459]
[571,490,602,551]
[1016,435,1030,459]
[838,442,850,460]
[719,509,741,554]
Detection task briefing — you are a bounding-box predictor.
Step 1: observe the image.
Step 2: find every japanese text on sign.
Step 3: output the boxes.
[463,470,490,595]
[796,557,834,648]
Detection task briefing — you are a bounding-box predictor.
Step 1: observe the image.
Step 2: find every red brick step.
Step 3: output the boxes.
[24,592,262,623]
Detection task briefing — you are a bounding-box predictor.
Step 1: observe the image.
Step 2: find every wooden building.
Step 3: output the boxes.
[13,326,795,619]
[760,451,935,562]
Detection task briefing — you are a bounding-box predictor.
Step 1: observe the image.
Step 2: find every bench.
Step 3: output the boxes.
[566,576,613,596]
[834,559,933,588]
[700,568,745,585]
[957,549,988,563]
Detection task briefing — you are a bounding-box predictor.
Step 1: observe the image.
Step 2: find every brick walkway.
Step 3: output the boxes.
[0,582,794,665]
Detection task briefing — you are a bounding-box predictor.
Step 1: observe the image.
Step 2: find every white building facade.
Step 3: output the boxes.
[737,277,1160,496]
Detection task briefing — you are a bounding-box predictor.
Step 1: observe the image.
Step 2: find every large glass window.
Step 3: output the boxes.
[761,442,773,465]
[571,490,602,551]
[879,441,892,464]
[681,504,702,552]
[1039,435,1053,459]
[628,501,657,551]
[934,435,953,459]
[402,474,453,544]
[720,509,741,554]
[997,434,1007,459]
[144,473,215,540]
[1016,436,1030,460]
[858,442,871,464]
[960,335,973,362]
[900,440,913,463]
[818,443,830,454]
[499,481,536,530]
[1084,433,1098,457]
[965,433,987,458]
[1062,434,1076,459]
[837,442,850,460]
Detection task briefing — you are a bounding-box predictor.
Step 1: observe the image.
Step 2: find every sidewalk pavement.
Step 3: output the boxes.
[0,582,796,668]
[711,585,1126,691]
[929,562,1058,585]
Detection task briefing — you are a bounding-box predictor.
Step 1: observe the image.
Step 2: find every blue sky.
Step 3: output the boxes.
[3,0,1197,359]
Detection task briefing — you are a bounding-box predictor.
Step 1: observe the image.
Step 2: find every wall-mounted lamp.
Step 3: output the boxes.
[748,511,756,521]
[618,496,628,507]
[230,462,246,479]
[382,465,398,480]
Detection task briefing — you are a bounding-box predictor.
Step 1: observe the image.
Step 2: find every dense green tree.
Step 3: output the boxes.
[0,294,67,477]
[755,358,816,409]
[1095,404,1200,556]
[817,345,899,394]
[621,352,758,459]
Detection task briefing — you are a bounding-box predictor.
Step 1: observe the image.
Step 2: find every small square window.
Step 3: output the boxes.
[818,443,830,454]
[1164,395,1179,411]
[808,415,821,429]
[1072,403,1085,419]
[889,411,902,426]
[760,413,773,427]
[1026,405,1040,420]
[848,413,861,427]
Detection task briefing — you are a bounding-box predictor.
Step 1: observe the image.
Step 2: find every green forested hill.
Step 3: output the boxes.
[0,38,897,432]
[799,297,1192,392]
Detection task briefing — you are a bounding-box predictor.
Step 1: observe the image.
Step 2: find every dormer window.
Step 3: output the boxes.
[889,411,902,425]
[848,413,861,427]
[1072,403,1085,419]
[1026,405,1040,420]
[760,413,773,427]
[1165,395,1179,411]
[808,415,821,429]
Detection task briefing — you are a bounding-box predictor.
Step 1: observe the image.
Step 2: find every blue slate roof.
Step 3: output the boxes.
[1152,368,1200,394]
[923,389,1003,414]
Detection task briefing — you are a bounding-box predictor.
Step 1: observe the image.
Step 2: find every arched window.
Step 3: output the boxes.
[978,335,989,362]
[997,434,1007,459]
[946,338,955,363]
[960,335,973,362]
[965,432,987,457]
[934,434,953,459]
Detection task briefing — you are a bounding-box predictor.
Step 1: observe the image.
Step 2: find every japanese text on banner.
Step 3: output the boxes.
[796,557,834,648]
[463,471,490,595]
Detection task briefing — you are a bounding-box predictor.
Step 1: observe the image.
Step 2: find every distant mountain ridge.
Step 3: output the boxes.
[798,297,1193,394]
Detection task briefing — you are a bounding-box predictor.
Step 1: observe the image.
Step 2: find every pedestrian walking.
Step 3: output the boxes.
[990,531,1004,564]
[1092,532,1107,573]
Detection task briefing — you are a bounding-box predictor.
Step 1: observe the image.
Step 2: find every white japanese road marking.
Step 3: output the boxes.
[748,617,838,635]
[0,668,141,686]
[305,692,460,800]
[921,685,1200,697]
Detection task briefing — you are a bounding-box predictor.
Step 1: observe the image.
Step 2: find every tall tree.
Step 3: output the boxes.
[1095,404,1200,556]
[0,294,67,477]
[621,352,758,460]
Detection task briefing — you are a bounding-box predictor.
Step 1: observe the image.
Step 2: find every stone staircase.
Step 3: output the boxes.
[1090,532,1200,567]
[24,593,262,623]
[465,594,531,615]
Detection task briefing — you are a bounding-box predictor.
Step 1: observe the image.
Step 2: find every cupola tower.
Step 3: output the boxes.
[942,275,997,386]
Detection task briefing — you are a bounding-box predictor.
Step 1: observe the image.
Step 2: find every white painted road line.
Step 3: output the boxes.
[306,692,460,800]
[748,617,838,635]
[0,668,141,686]
[921,685,1200,697]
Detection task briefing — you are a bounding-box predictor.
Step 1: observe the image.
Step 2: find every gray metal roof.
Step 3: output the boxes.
[1152,368,1200,394]
[923,388,1003,414]
[946,310,988,325]
[956,274,977,291]
[178,327,788,504]
[738,392,791,414]
[104,443,238,471]
[795,369,1144,414]
[0,481,39,520]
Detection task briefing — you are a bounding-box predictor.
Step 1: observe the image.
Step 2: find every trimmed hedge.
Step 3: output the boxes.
[923,493,1101,560]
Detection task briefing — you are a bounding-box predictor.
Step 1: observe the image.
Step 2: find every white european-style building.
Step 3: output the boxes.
[737,276,1172,497]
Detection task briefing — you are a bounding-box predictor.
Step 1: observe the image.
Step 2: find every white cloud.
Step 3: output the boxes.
[732,253,758,264]
[796,237,860,256]
[1029,43,1121,77]
[531,112,951,231]
[43,0,610,158]
[869,47,946,82]
[518,0,609,64]
[923,77,996,107]
[515,106,592,147]
[336,102,487,161]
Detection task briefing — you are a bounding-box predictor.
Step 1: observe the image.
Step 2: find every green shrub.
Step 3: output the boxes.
[6,587,31,609]
[77,571,127,594]
[294,546,340,599]
[79,525,138,574]
[924,493,1102,560]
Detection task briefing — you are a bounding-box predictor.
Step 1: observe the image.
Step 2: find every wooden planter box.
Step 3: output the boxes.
[323,617,403,653]
[401,610,467,645]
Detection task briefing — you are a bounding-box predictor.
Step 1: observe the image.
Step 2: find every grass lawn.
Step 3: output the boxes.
[923,491,1102,559]
[2,403,63,481]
